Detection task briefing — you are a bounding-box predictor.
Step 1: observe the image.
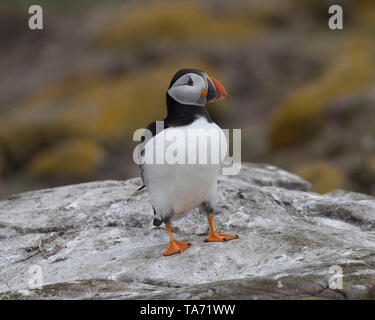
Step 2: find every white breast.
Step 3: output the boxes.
[142,117,227,220]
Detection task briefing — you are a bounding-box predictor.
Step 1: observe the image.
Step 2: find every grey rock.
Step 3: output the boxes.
[0,163,375,300]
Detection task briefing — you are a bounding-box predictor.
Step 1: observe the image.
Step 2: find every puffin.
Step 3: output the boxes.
[139,68,238,256]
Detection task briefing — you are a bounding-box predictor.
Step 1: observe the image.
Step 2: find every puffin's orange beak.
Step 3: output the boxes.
[207,76,228,102]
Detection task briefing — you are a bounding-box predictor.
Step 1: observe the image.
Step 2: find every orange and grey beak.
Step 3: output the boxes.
[206,76,228,103]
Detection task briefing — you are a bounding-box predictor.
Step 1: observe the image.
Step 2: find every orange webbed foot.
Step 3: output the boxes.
[204,231,239,242]
[163,240,191,256]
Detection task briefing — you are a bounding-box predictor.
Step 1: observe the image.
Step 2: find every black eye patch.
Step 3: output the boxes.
[187,76,194,86]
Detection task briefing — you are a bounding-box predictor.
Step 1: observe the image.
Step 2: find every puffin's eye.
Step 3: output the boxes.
[187,76,194,86]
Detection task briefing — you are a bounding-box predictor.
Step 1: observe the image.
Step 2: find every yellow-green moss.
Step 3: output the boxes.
[270,40,375,149]
[96,1,261,48]
[294,161,345,194]
[26,138,105,178]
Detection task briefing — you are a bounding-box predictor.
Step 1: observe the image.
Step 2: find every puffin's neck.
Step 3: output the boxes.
[165,93,212,127]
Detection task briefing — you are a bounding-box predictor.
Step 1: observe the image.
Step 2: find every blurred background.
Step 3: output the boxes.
[0,0,374,197]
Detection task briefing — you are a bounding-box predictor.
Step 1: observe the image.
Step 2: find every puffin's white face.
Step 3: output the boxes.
[167,72,208,107]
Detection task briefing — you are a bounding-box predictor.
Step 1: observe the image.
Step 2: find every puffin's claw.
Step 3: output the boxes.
[204,231,239,242]
[163,240,191,256]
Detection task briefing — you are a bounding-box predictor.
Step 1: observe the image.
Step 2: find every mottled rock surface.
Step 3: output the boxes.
[1,163,375,300]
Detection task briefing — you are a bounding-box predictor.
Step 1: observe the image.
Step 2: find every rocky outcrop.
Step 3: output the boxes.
[1,163,375,299]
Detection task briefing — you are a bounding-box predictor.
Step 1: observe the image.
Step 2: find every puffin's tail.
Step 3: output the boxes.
[152,207,163,226]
